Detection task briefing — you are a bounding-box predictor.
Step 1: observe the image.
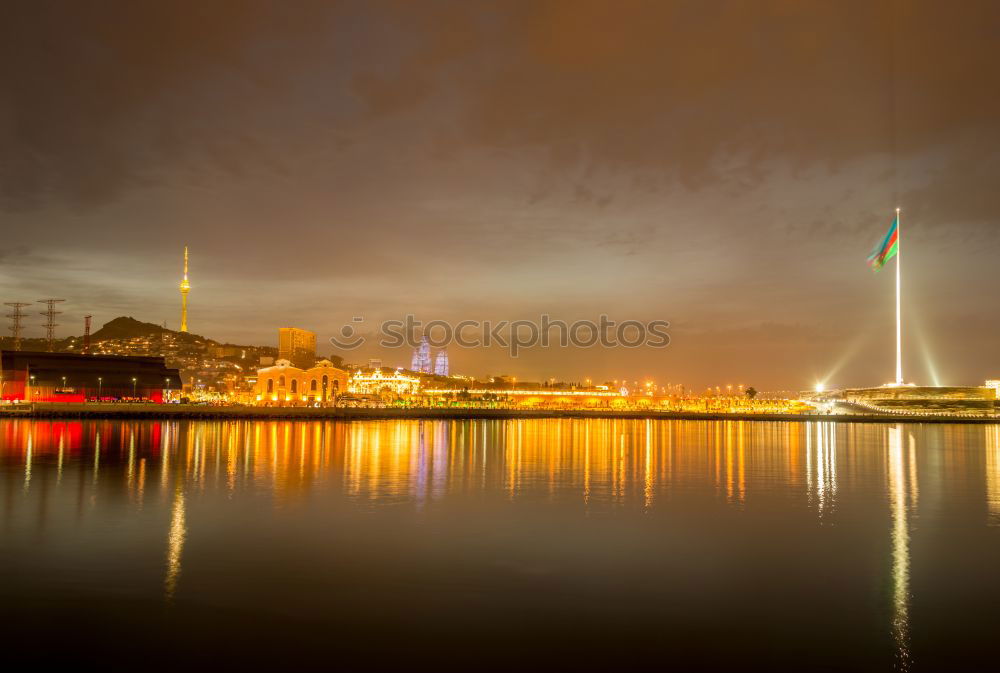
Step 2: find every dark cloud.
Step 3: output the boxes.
[0,0,348,209]
[4,0,998,212]
[451,1,999,200]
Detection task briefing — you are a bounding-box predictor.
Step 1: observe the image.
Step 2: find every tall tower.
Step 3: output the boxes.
[411,336,432,373]
[83,315,92,355]
[434,349,449,376]
[278,327,317,369]
[179,246,190,333]
[38,298,66,351]
[4,302,29,351]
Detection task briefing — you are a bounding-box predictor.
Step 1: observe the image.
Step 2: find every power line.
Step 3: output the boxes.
[37,298,66,352]
[4,302,30,351]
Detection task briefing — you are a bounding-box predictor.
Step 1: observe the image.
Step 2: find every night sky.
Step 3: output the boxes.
[2,0,998,389]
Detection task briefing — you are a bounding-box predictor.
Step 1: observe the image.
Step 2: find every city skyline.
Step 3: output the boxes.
[4,5,1000,669]
[2,1,999,389]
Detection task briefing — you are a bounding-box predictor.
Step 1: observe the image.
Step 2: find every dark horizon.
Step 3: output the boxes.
[2,0,999,389]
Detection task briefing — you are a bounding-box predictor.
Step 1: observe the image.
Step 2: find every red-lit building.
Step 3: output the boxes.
[0,350,181,403]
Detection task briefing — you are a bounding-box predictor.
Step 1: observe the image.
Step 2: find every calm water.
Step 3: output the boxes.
[2,419,999,671]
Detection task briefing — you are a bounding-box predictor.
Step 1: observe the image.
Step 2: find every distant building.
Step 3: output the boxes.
[368,358,383,369]
[348,368,420,397]
[278,327,316,369]
[210,345,243,358]
[410,336,432,373]
[0,350,181,403]
[986,380,1000,397]
[255,358,349,405]
[434,349,449,376]
[837,385,996,414]
[418,385,625,408]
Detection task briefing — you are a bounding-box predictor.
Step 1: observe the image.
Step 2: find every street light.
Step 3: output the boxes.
[30,375,36,398]
[132,377,137,399]
[97,377,103,401]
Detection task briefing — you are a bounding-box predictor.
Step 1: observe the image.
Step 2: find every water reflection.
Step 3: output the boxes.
[2,417,998,667]
[887,424,918,671]
[806,422,838,517]
[22,431,32,494]
[165,485,185,602]
[0,419,951,517]
[987,425,1000,525]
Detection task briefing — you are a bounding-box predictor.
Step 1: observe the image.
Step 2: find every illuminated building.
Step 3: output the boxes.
[278,327,316,369]
[0,350,181,402]
[348,368,420,397]
[411,336,431,373]
[254,358,349,405]
[986,380,1000,397]
[210,345,243,358]
[420,387,624,407]
[836,385,997,415]
[434,349,449,376]
[179,246,190,333]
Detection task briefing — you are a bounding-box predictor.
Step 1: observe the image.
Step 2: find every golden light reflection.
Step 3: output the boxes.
[888,424,916,672]
[137,458,146,507]
[644,420,653,511]
[127,434,135,492]
[57,433,64,486]
[986,425,1000,525]
[161,424,172,491]
[806,422,837,517]
[0,419,957,561]
[23,432,32,493]
[164,484,186,603]
[92,431,100,487]
[0,418,888,514]
[2,416,997,667]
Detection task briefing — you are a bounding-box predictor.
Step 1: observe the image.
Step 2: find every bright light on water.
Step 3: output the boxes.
[1,418,999,669]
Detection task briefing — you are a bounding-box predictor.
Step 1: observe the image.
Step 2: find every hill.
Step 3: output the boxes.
[89,316,208,345]
[0,316,276,361]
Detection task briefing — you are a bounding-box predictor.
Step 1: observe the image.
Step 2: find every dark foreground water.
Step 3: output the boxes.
[2,419,999,671]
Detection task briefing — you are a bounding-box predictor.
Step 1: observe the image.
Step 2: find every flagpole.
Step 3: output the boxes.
[895,207,902,385]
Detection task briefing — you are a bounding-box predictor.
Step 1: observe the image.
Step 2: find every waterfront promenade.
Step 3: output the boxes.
[1,403,997,424]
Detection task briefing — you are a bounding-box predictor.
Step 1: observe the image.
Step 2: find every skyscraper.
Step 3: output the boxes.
[434,349,449,376]
[278,327,316,369]
[179,246,190,333]
[411,336,432,373]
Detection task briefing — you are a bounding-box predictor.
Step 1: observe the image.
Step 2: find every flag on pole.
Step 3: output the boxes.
[867,214,899,271]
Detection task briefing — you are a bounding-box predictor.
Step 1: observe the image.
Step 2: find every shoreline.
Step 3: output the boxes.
[1,403,998,424]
